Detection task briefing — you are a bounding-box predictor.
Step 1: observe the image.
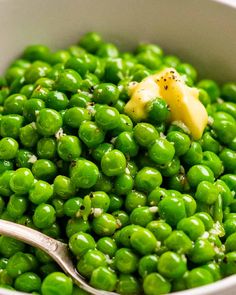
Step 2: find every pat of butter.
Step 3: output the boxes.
[124,68,208,140]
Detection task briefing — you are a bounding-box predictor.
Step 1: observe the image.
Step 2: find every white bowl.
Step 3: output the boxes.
[0,0,236,294]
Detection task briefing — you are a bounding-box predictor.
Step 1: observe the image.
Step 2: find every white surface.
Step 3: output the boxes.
[0,0,236,82]
[0,0,236,295]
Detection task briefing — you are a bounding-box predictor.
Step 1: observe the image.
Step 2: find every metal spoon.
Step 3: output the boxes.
[0,219,118,295]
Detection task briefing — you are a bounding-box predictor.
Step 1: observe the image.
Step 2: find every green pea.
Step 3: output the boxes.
[165,230,192,254]
[114,248,138,274]
[136,51,162,70]
[90,266,117,292]
[41,272,73,295]
[6,252,36,278]
[70,159,99,189]
[112,114,133,137]
[225,232,236,252]
[78,32,102,53]
[69,232,95,257]
[89,191,110,212]
[219,148,236,173]
[197,79,220,102]
[64,107,91,129]
[77,249,107,278]
[46,91,69,111]
[148,138,175,165]
[95,105,120,131]
[143,273,171,295]
[97,42,119,58]
[93,173,112,193]
[159,156,181,177]
[9,167,34,194]
[221,252,236,276]
[198,88,211,106]
[53,175,75,199]
[55,69,82,92]
[167,131,191,156]
[129,206,154,227]
[117,274,140,295]
[14,272,41,292]
[5,67,25,84]
[164,55,180,67]
[37,137,57,160]
[66,218,91,238]
[0,170,14,196]
[194,212,214,231]
[159,196,186,226]
[35,77,54,89]
[147,187,169,206]
[115,131,139,157]
[185,268,214,289]
[183,141,203,165]
[0,137,19,160]
[57,135,82,162]
[31,85,50,101]
[92,213,117,236]
[0,114,23,139]
[221,174,236,193]
[215,179,234,208]
[25,61,51,84]
[20,84,34,98]
[201,151,223,178]
[147,220,172,242]
[125,190,147,212]
[190,239,216,264]
[36,108,62,136]
[147,98,170,124]
[23,98,45,122]
[104,58,127,84]
[97,237,117,257]
[0,160,13,174]
[201,132,220,154]
[177,63,197,82]
[130,228,157,255]
[19,123,39,148]
[187,164,214,187]
[177,216,205,241]
[134,167,162,193]
[195,181,219,205]
[114,173,134,195]
[48,51,69,66]
[63,198,83,217]
[7,194,27,219]
[133,123,159,148]
[221,82,236,103]
[79,121,105,148]
[32,159,57,182]
[212,112,236,144]
[101,149,126,177]
[91,142,113,162]
[33,203,56,229]
[23,44,50,62]
[112,210,129,228]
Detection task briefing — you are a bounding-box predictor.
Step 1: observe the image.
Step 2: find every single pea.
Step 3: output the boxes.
[187,164,214,188]
[93,83,119,105]
[112,114,133,137]
[143,273,171,295]
[57,135,82,161]
[0,170,14,197]
[25,61,51,84]
[37,138,57,160]
[159,196,186,227]
[92,213,117,236]
[79,121,105,148]
[183,141,203,165]
[177,216,205,241]
[7,194,27,219]
[78,32,102,53]
[65,57,88,78]
[219,148,236,173]
[225,232,236,252]
[104,58,127,84]
[68,92,91,108]
[63,197,83,217]
[134,167,162,193]
[95,105,120,130]
[114,173,134,195]
[147,98,170,124]
[33,203,56,229]
[177,63,197,82]
[148,138,175,165]
[70,159,99,189]
[164,55,180,67]
[125,190,147,212]
[114,248,138,274]
[35,77,54,90]
[93,173,113,193]
[101,149,126,177]
[29,180,53,205]
[229,137,236,151]
[158,251,187,279]
[166,131,191,156]
[164,230,193,254]
[46,91,69,111]
[198,88,211,106]
[130,228,157,255]
[48,50,70,65]
[64,107,91,129]
[147,187,169,206]
[215,179,234,208]
[115,131,139,157]
[185,268,214,289]
[197,79,220,102]
[117,225,141,247]
[201,132,220,154]
[90,266,117,292]
[19,123,39,148]
[221,82,236,103]
[195,181,219,205]
[190,238,216,264]
[131,68,151,82]
[23,98,45,122]
[3,93,27,115]
[14,272,41,292]
[0,160,13,174]
[147,220,172,242]
[53,175,75,200]
[5,67,24,84]
[113,99,125,113]
[55,69,82,92]
[80,72,99,92]
[0,197,5,215]
[180,194,196,216]
[41,272,73,295]
[133,123,159,148]
[77,249,107,278]
[194,212,214,231]
[0,236,25,258]
[201,151,223,178]
[224,219,236,238]
[221,252,236,276]
[22,44,50,62]
[113,210,129,228]
[221,174,236,192]
[216,102,236,119]
[66,218,91,238]
[212,112,236,144]
[117,274,140,295]
[9,168,34,194]
[136,51,162,70]
[0,137,19,160]
[0,114,23,139]
[90,191,110,212]
[32,159,57,182]
[201,261,222,281]
[69,231,95,257]
[97,237,117,257]
[36,108,62,136]
[96,42,119,58]
[138,255,158,278]
[130,206,155,227]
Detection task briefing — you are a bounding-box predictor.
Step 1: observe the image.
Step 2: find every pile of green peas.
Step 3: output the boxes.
[0,31,236,295]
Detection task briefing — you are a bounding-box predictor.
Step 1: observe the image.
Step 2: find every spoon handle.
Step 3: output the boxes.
[0,219,118,295]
